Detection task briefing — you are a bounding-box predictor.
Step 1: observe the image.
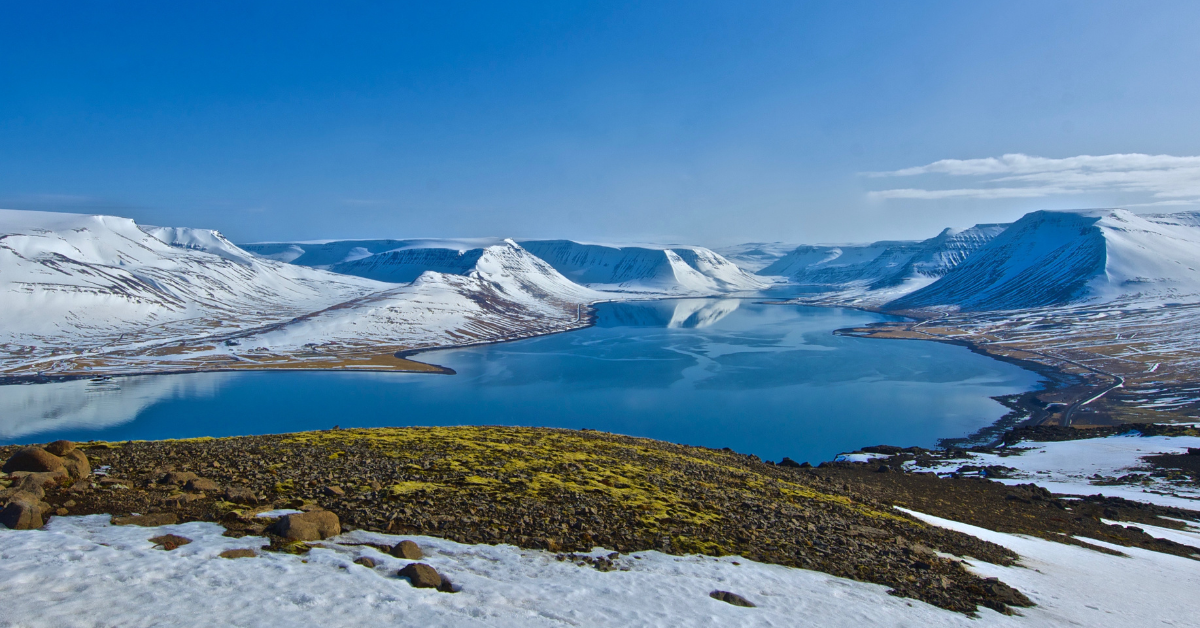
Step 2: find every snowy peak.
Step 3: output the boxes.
[887,209,1200,311]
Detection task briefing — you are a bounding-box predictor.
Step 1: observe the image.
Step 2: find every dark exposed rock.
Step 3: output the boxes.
[223,486,260,504]
[268,510,341,541]
[353,556,377,568]
[185,478,220,492]
[778,457,802,468]
[112,512,178,527]
[0,493,47,529]
[219,549,257,559]
[3,447,65,474]
[160,471,199,486]
[323,486,346,497]
[710,590,756,607]
[398,562,444,589]
[389,540,423,560]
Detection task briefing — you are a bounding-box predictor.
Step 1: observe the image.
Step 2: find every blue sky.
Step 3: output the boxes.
[3,1,1199,245]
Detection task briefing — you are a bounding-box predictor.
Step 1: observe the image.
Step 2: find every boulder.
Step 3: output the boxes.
[219,549,257,559]
[61,450,90,479]
[353,556,377,568]
[184,478,220,492]
[43,440,75,456]
[159,471,199,486]
[398,562,443,589]
[709,590,756,607]
[149,534,192,550]
[9,470,68,490]
[389,540,423,560]
[0,493,47,530]
[112,512,178,527]
[268,510,341,541]
[2,447,65,474]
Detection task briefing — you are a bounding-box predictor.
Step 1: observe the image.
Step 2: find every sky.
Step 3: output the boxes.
[3,1,1200,246]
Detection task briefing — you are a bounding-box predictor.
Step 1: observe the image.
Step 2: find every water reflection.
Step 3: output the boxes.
[596,298,740,328]
[0,374,231,440]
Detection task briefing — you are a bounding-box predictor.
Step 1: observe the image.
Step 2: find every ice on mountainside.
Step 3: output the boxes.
[888,209,1200,311]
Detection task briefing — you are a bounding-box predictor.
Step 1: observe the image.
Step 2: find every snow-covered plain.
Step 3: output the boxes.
[2,509,1196,627]
[910,431,1200,509]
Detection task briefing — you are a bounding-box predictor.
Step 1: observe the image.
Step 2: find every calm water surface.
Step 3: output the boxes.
[0,300,1042,464]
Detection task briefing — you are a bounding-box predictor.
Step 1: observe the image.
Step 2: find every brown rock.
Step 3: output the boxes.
[0,493,47,529]
[398,562,443,589]
[61,450,90,479]
[112,512,178,527]
[353,556,377,568]
[323,486,345,497]
[3,447,65,474]
[149,534,193,550]
[55,508,68,516]
[160,471,199,486]
[44,440,75,456]
[389,540,423,560]
[162,493,205,508]
[268,510,341,541]
[223,486,260,504]
[219,549,257,559]
[185,478,220,492]
[710,590,756,607]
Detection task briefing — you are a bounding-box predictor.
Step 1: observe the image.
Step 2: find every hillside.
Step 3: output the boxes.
[888,209,1200,311]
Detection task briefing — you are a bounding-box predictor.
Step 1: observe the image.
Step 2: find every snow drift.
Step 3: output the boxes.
[888,209,1200,311]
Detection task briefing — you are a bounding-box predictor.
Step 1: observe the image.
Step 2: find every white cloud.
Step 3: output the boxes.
[867,153,1200,204]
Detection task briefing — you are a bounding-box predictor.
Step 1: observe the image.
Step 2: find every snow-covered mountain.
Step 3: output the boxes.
[712,242,797,272]
[759,224,1007,304]
[517,240,769,295]
[887,209,1200,311]
[247,238,769,296]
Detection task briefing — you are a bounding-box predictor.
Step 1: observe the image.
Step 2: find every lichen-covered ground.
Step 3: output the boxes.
[7,427,1034,615]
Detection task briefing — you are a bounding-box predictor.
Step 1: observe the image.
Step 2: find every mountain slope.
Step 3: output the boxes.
[887,209,1200,311]
[517,240,769,295]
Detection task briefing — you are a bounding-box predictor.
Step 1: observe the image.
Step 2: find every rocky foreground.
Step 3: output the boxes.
[2,426,1197,616]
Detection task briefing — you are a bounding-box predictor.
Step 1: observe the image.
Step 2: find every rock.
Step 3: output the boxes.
[55,508,68,516]
[0,493,47,529]
[876,464,892,473]
[14,469,69,488]
[389,540,423,560]
[268,510,341,541]
[2,447,65,474]
[112,512,178,527]
[545,538,562,552]
[353,556,377,568]
[778,457,803,468]
[709,590,756,607]
[398,562,443,589]
[61,450,90,479]
[149,534,192,550]
[219,549,256,559]
[159,471,199,486]
[185,478,220,492]
[162,493,205,508]
[323,486,345,497]
[44,440,75,456]
[223,486,260,504]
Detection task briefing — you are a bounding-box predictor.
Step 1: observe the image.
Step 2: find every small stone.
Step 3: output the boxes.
[268,510,340,541]
[112,512,178,527]
[545,538,562,552]
[710,590,756,607]
[219,549,257,559]
[61,450,90,479]
[184,478,220,492]
[63,500,76,507]
[389,540,423,560]
[353,556,377,568]
[323,486,345,497]
[2,447,65,474]
[160,471,199,486]
[162,493,205,508]
[149,534,193,550]
[224,486,260,504]
[55,507,68,516]
[398,562,443,589]
[43,440,75,456]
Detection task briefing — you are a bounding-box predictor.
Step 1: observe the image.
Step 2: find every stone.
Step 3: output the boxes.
[2,447,65,474]
[162,493,205,508]
[389,540,423,560]
[219,549,256,559]
[44,440,75,456]
[778,457,803,468]
[149,534,192,550]
[398,562,443,589]
[159,471,199,486]
[185,478,220,492]
[55,508,68,516]
[112,512,178,527]
[709,590,756,607]
[224,486,260,504]
[268,510,341,541]
[323,485,345,497]
[61,450,90,479]
[0,493,46,529]
[353,556,377,568]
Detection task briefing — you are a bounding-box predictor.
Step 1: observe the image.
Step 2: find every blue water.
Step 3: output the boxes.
[0,300,1042,464]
